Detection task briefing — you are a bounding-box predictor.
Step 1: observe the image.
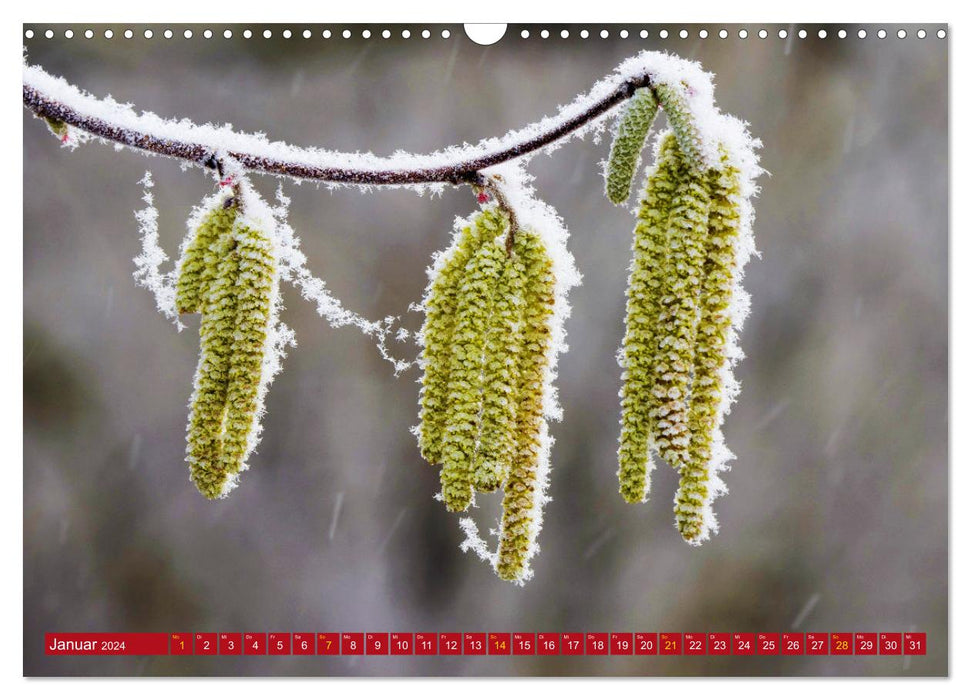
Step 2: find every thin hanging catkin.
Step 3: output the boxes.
[439,229,506,512]
[496,229,555,582]
[472,242,527,493]
[674,153,742,543]
[617,132,682,504]
[217,221,277,481]
[605,87,660,205]
[417,211,493,465]
[649,142,712,470]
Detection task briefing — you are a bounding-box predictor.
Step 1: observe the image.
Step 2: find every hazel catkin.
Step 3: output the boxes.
[181,196,277,499]
[605,87,660,205]
[496,230,555,582]
[617,132,682,504]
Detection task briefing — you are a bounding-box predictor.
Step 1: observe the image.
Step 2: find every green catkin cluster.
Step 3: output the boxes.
[605,88,660,205]
[615,127,742,544]
[675,155,741,542]
[178,195,276,499]
[418,207,556,580]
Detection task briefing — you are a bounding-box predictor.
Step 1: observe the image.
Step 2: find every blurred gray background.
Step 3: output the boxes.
[23,23,947,676]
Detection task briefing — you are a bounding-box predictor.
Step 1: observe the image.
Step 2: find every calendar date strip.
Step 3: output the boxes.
[45,632,927,657]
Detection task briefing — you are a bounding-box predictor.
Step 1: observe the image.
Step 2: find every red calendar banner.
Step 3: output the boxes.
[561,633,584,656]
[758,633,780,655]
[464,633,486,655]
[341,632,364,655]
[782,633,804,656]
[684,632,706,656]
[292,633,314,655]
[879,633,902,655]
[904,632,927,656]
[855,633,877,656]
[830,633,853,656]
[366,633,389,655]
[415,633,437,655]
[316,632,339,655]
[733,633,755,655]
[660,633,681,655]
[391,633,413,655]
[538,633,560,655]
[439,633,461,656]
[44,633,169,656]
[244,632,266,655]
[195,633,217,655]
[806,633,828,655]
[586,632,608,655]
[635,633,658,655]
[219,633,241,655]
[268,633,290,655]
[611,632,633,655]
[708,633,730,656]
[489,633,511,655]
[170,633,191,656]
[513,633,536,655]
[42,630,930,657]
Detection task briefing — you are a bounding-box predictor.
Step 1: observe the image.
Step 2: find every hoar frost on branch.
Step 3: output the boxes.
[25,49,761,584]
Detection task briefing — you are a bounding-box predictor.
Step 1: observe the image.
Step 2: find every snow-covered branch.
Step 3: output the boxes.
[23,61,655,187]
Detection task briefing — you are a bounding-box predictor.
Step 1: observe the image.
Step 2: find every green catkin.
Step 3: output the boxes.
[417,211,498,464]
[653,82,708,172]
[217,222,277,480]
[496,231,555,582]
[439,216,507,512]
[184,205,277,500]
[674,157,741,543]
[186,227,241,499]
[472,235,528,492]
[176,201,238,314]
[605,88,660,205]
[617,133,683,504]
[651,146,712,469]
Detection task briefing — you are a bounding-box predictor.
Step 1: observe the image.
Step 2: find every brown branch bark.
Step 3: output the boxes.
[23,72,652,186]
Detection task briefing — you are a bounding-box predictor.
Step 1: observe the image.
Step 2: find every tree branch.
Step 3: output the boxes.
[23,68,652,187]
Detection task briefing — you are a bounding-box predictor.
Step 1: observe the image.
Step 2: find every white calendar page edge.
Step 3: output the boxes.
[4,0,964,695]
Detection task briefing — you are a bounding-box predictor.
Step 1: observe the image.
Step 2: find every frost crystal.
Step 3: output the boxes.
[132,172,181,329]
